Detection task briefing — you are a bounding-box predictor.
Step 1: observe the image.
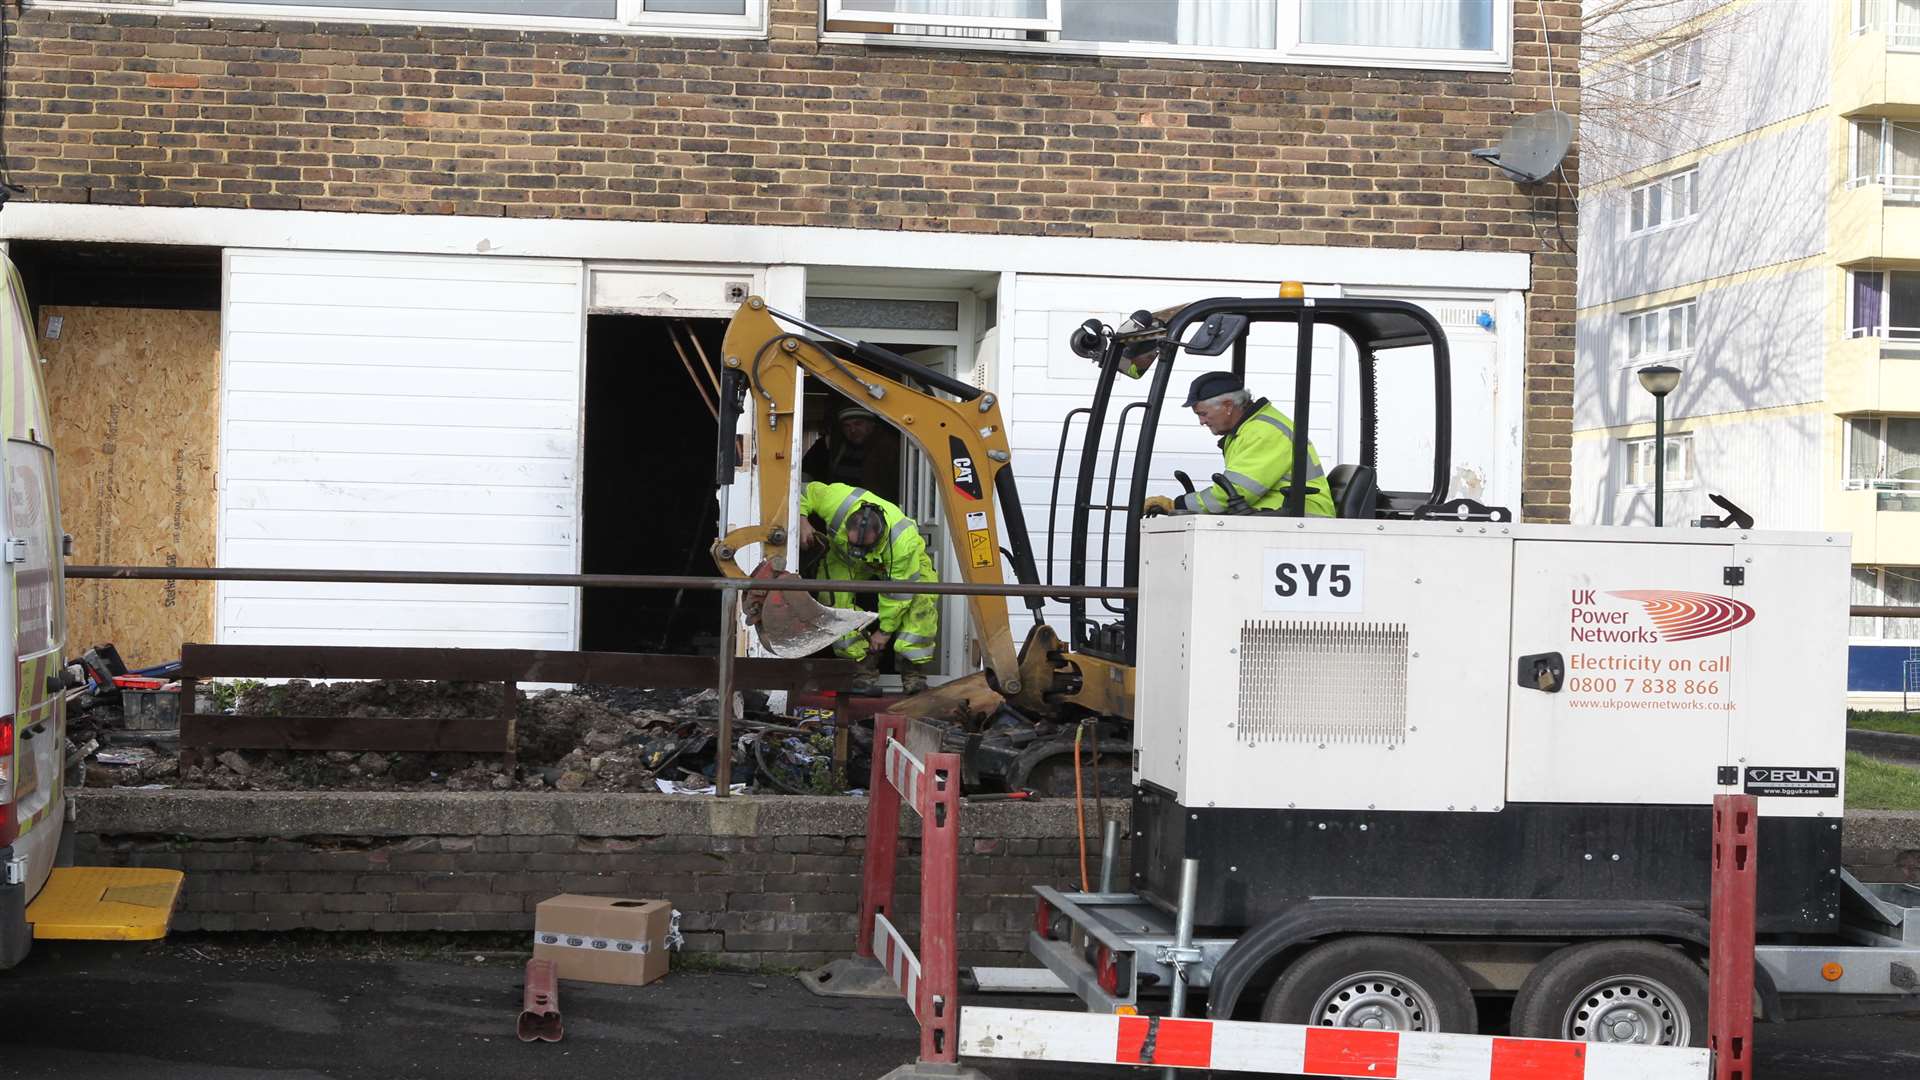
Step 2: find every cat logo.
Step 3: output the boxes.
[949,435,983,501]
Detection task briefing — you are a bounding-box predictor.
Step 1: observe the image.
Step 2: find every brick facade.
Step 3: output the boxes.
[1,0,1579,517]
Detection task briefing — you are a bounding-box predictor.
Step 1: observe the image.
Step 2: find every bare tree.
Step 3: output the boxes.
[1578,0,1757,182]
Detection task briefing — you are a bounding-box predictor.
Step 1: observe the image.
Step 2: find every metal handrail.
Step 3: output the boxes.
[65,564,1135,601]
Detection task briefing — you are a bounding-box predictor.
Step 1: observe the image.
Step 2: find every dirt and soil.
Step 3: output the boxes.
[69,681,814,794]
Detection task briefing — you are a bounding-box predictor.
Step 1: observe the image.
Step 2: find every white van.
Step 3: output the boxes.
[0,255,181,969]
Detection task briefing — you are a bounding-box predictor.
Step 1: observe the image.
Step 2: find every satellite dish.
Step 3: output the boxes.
[1471,108,1573,183]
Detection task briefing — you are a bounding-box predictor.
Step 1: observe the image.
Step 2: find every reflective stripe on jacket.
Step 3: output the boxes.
[1175,399,1335,517]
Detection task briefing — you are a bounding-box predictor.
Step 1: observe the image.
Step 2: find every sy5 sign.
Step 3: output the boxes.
[1263,548,1366,614]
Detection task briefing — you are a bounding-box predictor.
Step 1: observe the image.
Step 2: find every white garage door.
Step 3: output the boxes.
[218,250,584,649]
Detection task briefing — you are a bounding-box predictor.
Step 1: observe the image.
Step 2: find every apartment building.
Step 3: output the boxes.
[1573,0,1920,696]
[0,0,1575,670]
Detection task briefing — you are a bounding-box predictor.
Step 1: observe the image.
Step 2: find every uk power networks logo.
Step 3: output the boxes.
[1607,590,1756,642]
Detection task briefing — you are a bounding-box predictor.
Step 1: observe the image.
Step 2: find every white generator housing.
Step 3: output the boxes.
[1135,517,1850,820]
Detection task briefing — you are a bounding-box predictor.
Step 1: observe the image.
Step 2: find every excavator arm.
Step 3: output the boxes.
[710,298,1045,697]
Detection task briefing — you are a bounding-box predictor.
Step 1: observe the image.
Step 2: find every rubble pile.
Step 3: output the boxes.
[72,678,857,796]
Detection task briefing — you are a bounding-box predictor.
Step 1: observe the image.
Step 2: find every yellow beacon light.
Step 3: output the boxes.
[1278,281,1305,299]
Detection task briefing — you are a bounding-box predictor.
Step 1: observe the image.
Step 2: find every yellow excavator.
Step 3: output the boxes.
[705,298,1133,791]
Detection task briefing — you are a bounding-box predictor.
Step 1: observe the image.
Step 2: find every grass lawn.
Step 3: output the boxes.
[1847,751,1920,810]
[1847,710,1920,737]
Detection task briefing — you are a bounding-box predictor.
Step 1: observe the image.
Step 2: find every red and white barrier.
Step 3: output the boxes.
[1708,793,1757,1080]
[958,1007,1712,1078]
[854,714,964,1065]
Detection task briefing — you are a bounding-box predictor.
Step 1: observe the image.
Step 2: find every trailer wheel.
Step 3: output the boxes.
[1259,936,1476,1033]
[1510,940,1706,1047]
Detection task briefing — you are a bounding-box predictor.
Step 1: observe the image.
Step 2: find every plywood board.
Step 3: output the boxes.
[42,307,219,669]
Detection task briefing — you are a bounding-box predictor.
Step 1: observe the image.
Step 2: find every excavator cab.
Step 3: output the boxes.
[1057,289,1500,669]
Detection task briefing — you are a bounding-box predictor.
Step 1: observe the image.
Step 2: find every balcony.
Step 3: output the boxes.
[1840,0,1920,115]
[1834,486,1920,563]
[1832,180,1920,263]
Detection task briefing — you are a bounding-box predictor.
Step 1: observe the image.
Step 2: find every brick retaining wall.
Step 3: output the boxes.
[73,790,1129,969]
[75,791,1920,970]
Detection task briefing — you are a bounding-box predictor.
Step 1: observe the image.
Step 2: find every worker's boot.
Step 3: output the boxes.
[851,652,882,693]
[901,668,929,696]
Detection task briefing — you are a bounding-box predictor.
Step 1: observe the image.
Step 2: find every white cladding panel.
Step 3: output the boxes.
[1136,517,1514,813]
[220,250,584,648]
[1138,518,1848,817]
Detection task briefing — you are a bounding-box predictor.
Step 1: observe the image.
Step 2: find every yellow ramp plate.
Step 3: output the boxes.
[27,867,184,941]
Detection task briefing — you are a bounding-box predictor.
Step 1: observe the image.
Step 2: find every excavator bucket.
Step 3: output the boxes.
[745,559,875,659]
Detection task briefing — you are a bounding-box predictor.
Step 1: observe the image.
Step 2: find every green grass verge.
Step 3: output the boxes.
[1849,710,1920,737]
[1847,751,1920,810]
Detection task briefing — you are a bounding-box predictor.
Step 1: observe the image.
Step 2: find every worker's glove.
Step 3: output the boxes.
[868,630,893,651]
[1142,495,1175,517]
[795,516,820,552]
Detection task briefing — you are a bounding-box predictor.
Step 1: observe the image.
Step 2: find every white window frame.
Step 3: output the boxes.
[1621,432,1695,492]
[1844,414,1920,491]
[1629,37,1702,103]
[1625,167,1699,237]
[1619,299,1697,369]
[824,0,1058,33]
[1854,0,1920,48]
[1848,117,1920,200]
[1850,269,1920,346]
[820,0,1514,74]
[27,0,768,37]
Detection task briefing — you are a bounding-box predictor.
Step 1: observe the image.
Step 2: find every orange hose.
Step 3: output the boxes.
[1073,722,1089,892]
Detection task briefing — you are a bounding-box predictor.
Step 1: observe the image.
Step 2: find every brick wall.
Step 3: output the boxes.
[73,790,1128,969]
[0,0,1581,518]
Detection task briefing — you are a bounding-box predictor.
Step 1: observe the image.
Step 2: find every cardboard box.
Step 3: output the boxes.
[532,894,673,986]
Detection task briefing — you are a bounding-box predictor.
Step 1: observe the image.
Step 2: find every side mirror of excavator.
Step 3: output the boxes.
[1183,313,1248,356]
[1069,318,1106,360]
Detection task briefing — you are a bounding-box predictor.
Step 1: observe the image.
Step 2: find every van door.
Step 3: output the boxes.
[6,436,66,897]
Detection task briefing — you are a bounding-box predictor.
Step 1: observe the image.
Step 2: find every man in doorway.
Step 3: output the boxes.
[1144,371,1336,518]
[801,403,902,504]
[795,481,938,694]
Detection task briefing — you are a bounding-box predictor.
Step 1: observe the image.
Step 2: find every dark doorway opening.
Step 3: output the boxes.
[580,314,724,654]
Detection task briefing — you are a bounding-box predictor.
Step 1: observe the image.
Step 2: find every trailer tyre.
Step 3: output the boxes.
[1259,936,1477,1033]
[1510,940,1707,1047]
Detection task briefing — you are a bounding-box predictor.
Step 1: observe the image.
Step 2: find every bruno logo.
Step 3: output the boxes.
[1607,590,1755,642]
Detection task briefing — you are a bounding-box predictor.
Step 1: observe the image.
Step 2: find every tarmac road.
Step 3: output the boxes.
[1,940,1917,1079]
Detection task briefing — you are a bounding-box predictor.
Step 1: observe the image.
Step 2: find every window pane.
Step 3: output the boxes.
[1854,271,1886,332]
[644,0,745,11]
[1670,172,1692,218]
[1630,189,1646,232]
[1892,121,1920,176]
[1892,272,1920,336]
[1888,418,1920,479]
[1300,0,1492,51]
[840,0,1047,17]
[1686,303,1697,346]
[1664,436,1693,482]
[1857,121,1885,180]
[1851,416,1884,479]
[1646,185,1663,227]
[808,296,961,332]
[1886,567,1920,637]
[1854,567,1882,636]
[212,0,617,14]
[1626,441,1647,486]
[1064,0,1277,48]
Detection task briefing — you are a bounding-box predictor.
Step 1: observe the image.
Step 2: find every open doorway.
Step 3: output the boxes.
[579,314,724,654]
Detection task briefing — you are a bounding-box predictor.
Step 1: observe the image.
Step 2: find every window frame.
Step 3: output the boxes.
[1619,298,1698,369]
[1625,166,1700,237]
[824,0,1059,33]
[1849,117,1920,197]
[27,0,768,37]
[1628,37,1703,104]
[1621,431,1696,492]
[1850,269,1920,342]
[1845,414,1920,490]
[819,0,1515,74]
[1851,565,1920,642]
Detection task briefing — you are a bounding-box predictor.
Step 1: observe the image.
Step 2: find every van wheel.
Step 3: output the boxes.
[1510,940,1707,1047]
[1260,936,1477,1033]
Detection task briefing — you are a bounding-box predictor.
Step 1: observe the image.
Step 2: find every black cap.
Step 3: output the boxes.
[1183,370,1243,407]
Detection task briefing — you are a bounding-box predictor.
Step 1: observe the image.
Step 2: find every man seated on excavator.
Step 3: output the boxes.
[1144,371,1336,517]
[795,481,939,694]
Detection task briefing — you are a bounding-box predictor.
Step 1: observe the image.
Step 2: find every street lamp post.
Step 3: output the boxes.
[1636,364,1683,526]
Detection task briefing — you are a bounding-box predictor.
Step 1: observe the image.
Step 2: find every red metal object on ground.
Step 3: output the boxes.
[1708,793,1757,1080]
[916,738,962,1064]
[517,958,563,1043]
